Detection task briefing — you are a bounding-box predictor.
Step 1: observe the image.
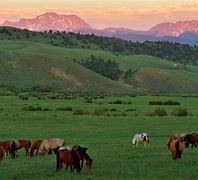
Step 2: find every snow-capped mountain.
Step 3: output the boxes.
[2,12,92,31]
[1,12,198,45]
[149,20,198,37]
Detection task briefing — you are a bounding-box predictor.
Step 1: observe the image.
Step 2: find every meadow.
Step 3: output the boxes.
[0,94,197,180]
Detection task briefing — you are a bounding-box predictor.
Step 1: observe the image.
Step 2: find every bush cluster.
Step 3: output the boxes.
[145,108,167,116]
[171,107,190,116]
[149,100,180,105]
[55,107,73,111]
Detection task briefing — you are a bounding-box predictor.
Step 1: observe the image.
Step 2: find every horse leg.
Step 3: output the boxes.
[136,141,138,147]
[65,163,69,170]
[76,161,81,173]
[80,159,84,169]
[35,149,38,156]
[25,148,29,156]
[70,165,74,172]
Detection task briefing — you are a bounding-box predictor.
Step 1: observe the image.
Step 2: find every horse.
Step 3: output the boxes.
[29,140,52,157]
[132,133,149,148]
[0,140,11,155]
[38,138,65,155]
[10,139,31,159]
[56,148,81,172]
[72,145,93,170]
[183,133,198,148]
[167,137,184,160]
[0,146,5,162]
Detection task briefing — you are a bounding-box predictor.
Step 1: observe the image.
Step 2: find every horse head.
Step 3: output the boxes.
[86,158,94,170]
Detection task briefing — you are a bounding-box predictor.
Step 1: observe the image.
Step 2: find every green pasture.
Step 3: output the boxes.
[0,95,197,179]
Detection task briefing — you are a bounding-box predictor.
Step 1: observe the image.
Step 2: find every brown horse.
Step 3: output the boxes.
[38,138,65,155]
[167,138,184,160]
[0,140,11,155]
[0,146,5,162]
[56,148,81,172]
[183,133,198,148]
[29,140,43,157]
[10,139,31,159]
[72,145,93,170]
[29,140,52,157]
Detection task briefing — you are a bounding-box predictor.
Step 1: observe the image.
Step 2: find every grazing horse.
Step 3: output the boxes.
[0,140,11,155]
[72,145,93,170]
[132,133,149,148]
[56,148,81,172]
[38,138,65,155]
[0,146,5,162]
[183,133,198,148]
[29,140,52,157]
[10,139,31,159]
[29,140,43,157]
[167,138,184,160]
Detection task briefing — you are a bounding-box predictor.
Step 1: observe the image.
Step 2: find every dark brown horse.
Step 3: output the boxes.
[72,145,93,170]
[10,139,31,159]
[56,148,81,172]
[0,145,5,162]
[183,133,198,148]
[0,140,11,155]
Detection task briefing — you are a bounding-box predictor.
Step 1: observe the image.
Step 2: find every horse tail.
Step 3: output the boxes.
[175,140,181,159]
[56,149,60,172]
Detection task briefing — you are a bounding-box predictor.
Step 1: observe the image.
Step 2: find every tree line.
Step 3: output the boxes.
[0,27,198,65]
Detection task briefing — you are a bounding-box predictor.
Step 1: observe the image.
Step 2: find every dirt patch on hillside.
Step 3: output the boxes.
[50,67,81,86]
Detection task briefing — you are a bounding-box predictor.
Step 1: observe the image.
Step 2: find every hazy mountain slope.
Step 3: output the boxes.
[2,12,92,31]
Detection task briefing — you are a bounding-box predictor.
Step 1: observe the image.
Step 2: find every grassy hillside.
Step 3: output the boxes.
[0,26,198,65]
[0,40,197,93]
[0,40,132,93]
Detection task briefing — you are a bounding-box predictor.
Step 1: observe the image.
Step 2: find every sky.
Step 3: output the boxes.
[0,0,198,30]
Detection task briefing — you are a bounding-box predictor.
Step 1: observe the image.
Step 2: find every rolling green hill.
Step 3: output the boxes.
[0,26,198,65]
[0,40,197,93]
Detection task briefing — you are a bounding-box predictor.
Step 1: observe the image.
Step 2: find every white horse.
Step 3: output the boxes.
[132,133,149,148]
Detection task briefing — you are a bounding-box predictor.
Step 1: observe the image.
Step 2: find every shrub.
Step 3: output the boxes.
[93,110,104,116]
[22,105,42,111]
[112,100,123,104]
[127,101,132,104]
[73,110,90,115]
[103,108,109,111]
[145,108,167,116]
[145,112,156,116]
[121,112,127,116]
[85,99,93,103]
[149,100,180,105]
[154,108,167,116]
[125,108,136,112]
[56,107,73,111]
[18,94,29,100]
[171,107,189,116]
[43,108,51,111]
[110,108,117,112]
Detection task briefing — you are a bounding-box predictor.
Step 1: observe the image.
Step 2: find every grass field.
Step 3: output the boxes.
[0,94,197,179]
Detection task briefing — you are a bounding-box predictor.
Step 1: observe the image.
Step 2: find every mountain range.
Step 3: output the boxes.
[1,12,198,45]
